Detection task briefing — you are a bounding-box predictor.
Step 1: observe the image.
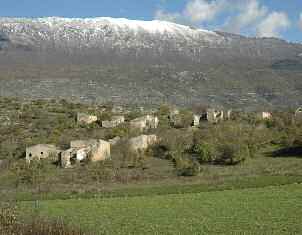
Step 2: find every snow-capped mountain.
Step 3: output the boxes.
[0,17,223,52]
[1,17,300,63]
[0,17,302,108]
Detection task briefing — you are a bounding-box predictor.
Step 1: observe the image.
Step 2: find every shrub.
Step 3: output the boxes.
[175,157,200,177]
[192,122,252,165]
[193,142,216,163]
[216,142,248,165]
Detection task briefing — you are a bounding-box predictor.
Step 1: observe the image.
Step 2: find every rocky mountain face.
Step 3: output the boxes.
[0,17,302,109]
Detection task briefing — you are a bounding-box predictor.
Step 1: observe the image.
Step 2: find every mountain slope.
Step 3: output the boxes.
[0,17,302,108]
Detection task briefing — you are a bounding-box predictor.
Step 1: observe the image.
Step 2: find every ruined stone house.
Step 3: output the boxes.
[77,112,98,125]
[168,107,180,121]
[0,115,11,127]
[130,115,159,131]
[257,112,272,120]
[295,107,302,117]
[226,110,232,120]
[26,144,60,163]
[128,135,158,153]
[192,114,202,127]
[206,109,224,123]
[102,115,125,128]
[61,139,111,168]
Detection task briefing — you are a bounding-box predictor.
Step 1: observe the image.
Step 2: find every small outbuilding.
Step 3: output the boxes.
[77,112,98,125]
[226,110,232,120]
[26,144,60,163]
[192,114,202,127]
[295,107,302,117]
[257,112,272,120]
[206,109,224,124]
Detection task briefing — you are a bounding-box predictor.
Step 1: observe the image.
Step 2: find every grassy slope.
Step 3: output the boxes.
[20,184,302,235]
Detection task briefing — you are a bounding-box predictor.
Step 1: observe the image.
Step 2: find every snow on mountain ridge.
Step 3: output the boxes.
[0,16,219,37]
[0,17,225,50]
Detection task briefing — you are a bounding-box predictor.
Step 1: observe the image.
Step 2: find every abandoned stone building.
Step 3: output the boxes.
[192,108,224,125]
[0,115,11,127]
[295,107,302,117]
[128,135,158,152]
[168,107,180,122]
[192,114,202,127]
[257,112,272,120]
[206,109,224,123]
[102,115,125,128]
[61,139,111,168]
[130,115,159,131]
[226,110,232,120]
[26,144,60,163]
[77,112,98,125]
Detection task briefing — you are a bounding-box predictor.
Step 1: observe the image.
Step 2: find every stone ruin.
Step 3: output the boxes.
[102,115,125,128]
[226,110,232,120]
[26,144,60,164]
[130,115,159,131]
[26,139,111,168]
[295,107,302,118]
[192,108,225,126]
[192,114,202,127]
[77,112,98,125]
[61,139,111,168]
[257,112,272,120]
[206,109,224,123]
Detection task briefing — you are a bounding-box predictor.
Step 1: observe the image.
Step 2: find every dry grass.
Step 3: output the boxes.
[0,203,88,235]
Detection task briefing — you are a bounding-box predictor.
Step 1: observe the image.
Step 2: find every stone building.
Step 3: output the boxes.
[130,115,159,131]
[26,144,60,163]
[226,110,232,120]
[192,114,202,127]
[61,139,110,168]
[102,116,125,128]
[206,109,224,123]
[257,112,272,120]
[90,140,111,162]
[77,112,98,125]
[295,107,302,117]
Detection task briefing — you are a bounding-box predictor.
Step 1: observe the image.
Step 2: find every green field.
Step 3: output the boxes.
[20,184,302,235]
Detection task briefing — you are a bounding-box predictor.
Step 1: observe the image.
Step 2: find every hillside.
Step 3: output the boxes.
[0,17,302,108]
